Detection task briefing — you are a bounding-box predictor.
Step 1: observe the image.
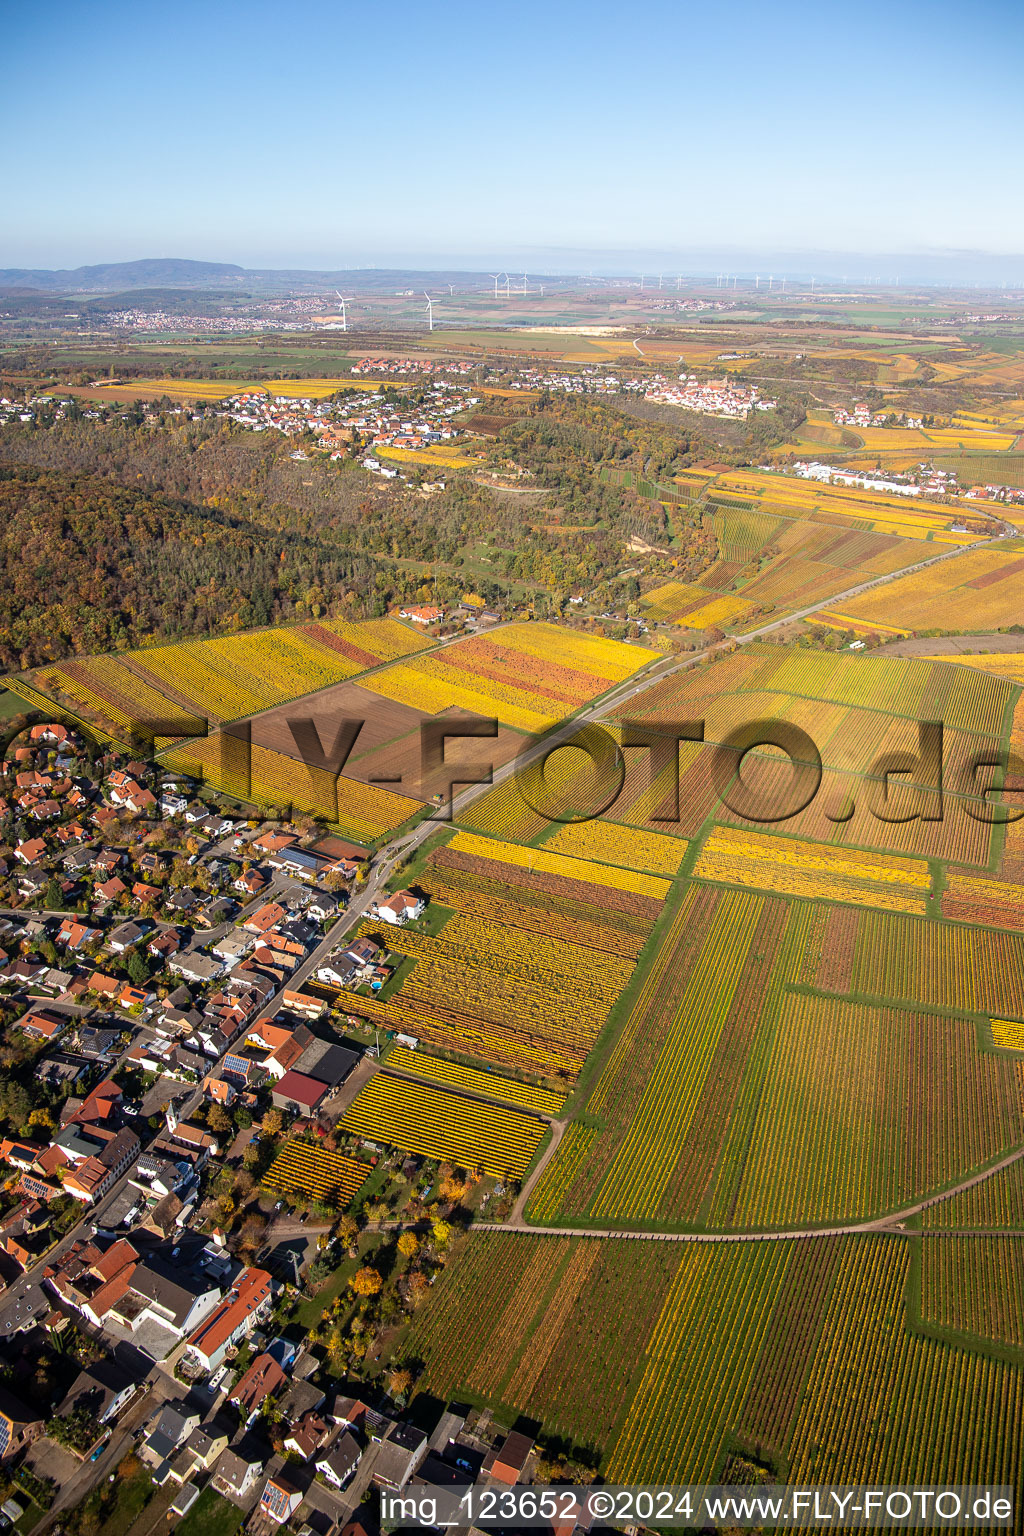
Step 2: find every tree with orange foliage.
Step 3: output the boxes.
[350,1265,383,1298]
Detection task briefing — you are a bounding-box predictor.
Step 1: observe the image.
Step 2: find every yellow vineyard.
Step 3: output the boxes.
[128,616,430,722]
[448,830,672,900]
[991,1019,1024,1051]
[385,1045,565,1115]
[340,1072,544,1178]
[692,825,932,914]
[541,819,687,876]
[264,1141,368,1205]
[162,734,421,842]
[818,543,1024,633]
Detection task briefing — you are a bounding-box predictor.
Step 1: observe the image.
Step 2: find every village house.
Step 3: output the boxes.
[259,1472,302,1525]
[376,889,426,925]
[0,1387,43,1462]
[372,1421,428,1490]
[212,1448,264,1502]
[16,1007,68,1042]
[56,918,101,950]
[139,1403,201,1474]
[14,838,46,865]
[270,1070,329,1117]
[284,1410,330,1460]
[54,1360,137,1428]
[315,1429,362,1490]
[398,605,444,625]
[482,1429,535,1486]
[229,1352,287,1418]
[166,1423,230,1485]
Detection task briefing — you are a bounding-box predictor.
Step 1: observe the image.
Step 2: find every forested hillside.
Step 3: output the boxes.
[0,463,389,669]
[0,405,722,668]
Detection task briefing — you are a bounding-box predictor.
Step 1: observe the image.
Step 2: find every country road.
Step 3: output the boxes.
[378,1141,1024,1245]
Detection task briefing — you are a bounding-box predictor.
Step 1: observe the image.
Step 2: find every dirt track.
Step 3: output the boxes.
[882,632,1024,657]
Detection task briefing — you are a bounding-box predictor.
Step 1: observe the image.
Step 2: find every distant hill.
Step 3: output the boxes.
[0,258,247,292]
[0,258,510,296]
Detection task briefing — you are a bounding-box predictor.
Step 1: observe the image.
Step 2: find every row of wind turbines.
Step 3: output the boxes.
[632,273,799,292]
[333,273,547,334]
[488,272,545,298]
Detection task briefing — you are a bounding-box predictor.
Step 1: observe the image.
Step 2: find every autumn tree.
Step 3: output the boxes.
[397,1231,419,1259]
[336,1213,359,1249]
[439,1175,468,1203]
[408,1271,431,1305]
[207,1103,232,1135]
[389,1366,413,1399]
[350,1266,383,1298]
[239,1213,268,1253]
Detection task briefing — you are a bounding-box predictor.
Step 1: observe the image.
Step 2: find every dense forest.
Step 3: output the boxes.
[0,395,723,669]
[0,463,397,669]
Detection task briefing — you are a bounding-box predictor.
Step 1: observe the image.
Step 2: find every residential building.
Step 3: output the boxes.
[54,1361,137,1426]
[372,1421,428,1490]
[184,1266,274,1372]
[212,1448,264,1502]
[482,1430,535,1486]
[315,1429,362,1490]
[376,890,426,926]
[284,1411,329,1461]
[139,1403,201,1472]
[0,1388,42,1461]
[259,1473,302,1525]
[229,1352,287,1417]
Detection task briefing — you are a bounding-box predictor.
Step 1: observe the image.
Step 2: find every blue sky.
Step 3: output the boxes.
[2,0,1022,270]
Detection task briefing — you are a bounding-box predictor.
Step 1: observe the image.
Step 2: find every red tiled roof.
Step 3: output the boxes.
[187,1267,272,1363]
[230,1352,287,1412]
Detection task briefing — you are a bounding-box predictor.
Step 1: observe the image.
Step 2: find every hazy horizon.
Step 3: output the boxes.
[5,248,1024,289]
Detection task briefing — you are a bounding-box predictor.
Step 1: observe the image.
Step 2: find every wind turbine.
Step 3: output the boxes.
[335,291,354,332]
[424,292,435,332]
[504,273,511,298]
[489,274,501,298]
[522,271,529,293]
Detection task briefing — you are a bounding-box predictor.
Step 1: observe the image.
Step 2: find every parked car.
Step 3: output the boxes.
[89,1432,111,1462]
